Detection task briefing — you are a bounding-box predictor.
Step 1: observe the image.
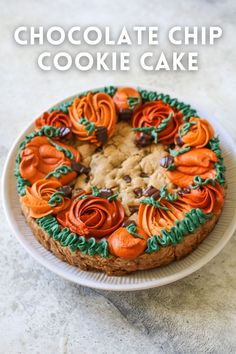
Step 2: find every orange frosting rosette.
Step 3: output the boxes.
[113,87,142,112]
[57,192,125,238]
[138,199,190,237]
[179,182,224,214]
[108,226,148,260]
[35,111,72,138]
[132,101,183,145]
[20,179,71,218]
[19,136,80,185]
[175,117,214,148]
[68,92,117,145]
[166,148,218,188]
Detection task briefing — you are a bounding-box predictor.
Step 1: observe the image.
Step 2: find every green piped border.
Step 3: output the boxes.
[15,86,226,258]
[36,216,108,258]
[146,208,212,253]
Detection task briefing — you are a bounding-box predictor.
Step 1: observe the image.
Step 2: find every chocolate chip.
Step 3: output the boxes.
[59,127,71,137]
[118,108,133,122]
[159,156,174,168]
[152,191,161,200]
[168,143,176,150]
[175,136,184,146]
[128,205,139,215]
[122,219,137,227]
[133,188,143,198]
[95,126,108,145]
[99,188,113,198]
[123,175,132,183]
[178,187,190,196]
[135,132,153,148]
[143,185,159,197]
[71,161,90,175]
[140,172,149,178]
[58,185,72,198]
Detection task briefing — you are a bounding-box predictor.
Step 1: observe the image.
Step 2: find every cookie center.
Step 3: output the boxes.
[74,121,172,217]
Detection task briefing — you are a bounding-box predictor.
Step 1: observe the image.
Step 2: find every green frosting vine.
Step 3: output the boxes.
[132,113,172,143]
[209,137,226,186]
[179,121,196,137]
[140,197,170,210]
[127,96,141,110]
[36,216,109,257]
[47,137,74,159]
[45,165,73,180]
[78,117,96,136]
[125,223,144,240]
[48,191,65,207]
[137,89,198,122]
[190,176,215,190]
[169,146,191,157]
[146,208,212,253]
[159,185,178,201]
[77,186,119,202]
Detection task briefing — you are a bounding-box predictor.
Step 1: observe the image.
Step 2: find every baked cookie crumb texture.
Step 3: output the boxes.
[15,86,226,275]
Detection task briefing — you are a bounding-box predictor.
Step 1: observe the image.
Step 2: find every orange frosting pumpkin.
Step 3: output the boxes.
[68,92,117,145]
[132,101,183,145]
[20,179,71,218]
[35,110,72,138]
[179,182,224,214]
[113,87,142,112]
[108,226,148,260]
[19,136,80,185]
[166,148,218,188]
[57,193,125,238]
[138,199,190,237]
[175,117,214,148]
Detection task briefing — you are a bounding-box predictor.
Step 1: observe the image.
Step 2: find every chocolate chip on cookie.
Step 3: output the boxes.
[118,108,133,122]
[140,172,149,178]
[123,175,132,183]
[135,132,153,148]
[59,126,71,138]
[175,136,184,146]
[99,188,113,198]
[58,185,72,198]
[133,188,143,198]
[71,161,90,175]
[143,185,160,198]
[128,205,139,215]
[159,155,174,168]
[95,126,108,144]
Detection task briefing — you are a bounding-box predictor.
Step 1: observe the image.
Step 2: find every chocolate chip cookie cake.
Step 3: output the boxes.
[15,86,226,275]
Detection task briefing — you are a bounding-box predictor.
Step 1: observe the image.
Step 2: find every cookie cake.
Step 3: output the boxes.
[15,86,226,275]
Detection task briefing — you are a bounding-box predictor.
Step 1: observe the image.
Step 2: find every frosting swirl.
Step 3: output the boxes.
[108,226,148,260]
[35,111,72,137]
[57,192,125,238]
[132,100,183,145]
[19,136,80,185]
[113,87,142,112]
[179,182,224,214]
[69,92,117,145]
[138,198,190,236]
[20,179,71,218]
[175,117,214,148]
[165,148,218,187]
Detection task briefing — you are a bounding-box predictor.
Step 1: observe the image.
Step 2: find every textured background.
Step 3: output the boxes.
[0,0,236,353]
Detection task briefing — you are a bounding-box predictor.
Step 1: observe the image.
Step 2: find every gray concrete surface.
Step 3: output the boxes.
[0,0,236,353]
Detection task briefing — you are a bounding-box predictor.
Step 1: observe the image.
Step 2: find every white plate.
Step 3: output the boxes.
[2,90,236,291]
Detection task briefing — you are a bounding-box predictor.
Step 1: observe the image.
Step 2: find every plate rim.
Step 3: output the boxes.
[2,86,236,291]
